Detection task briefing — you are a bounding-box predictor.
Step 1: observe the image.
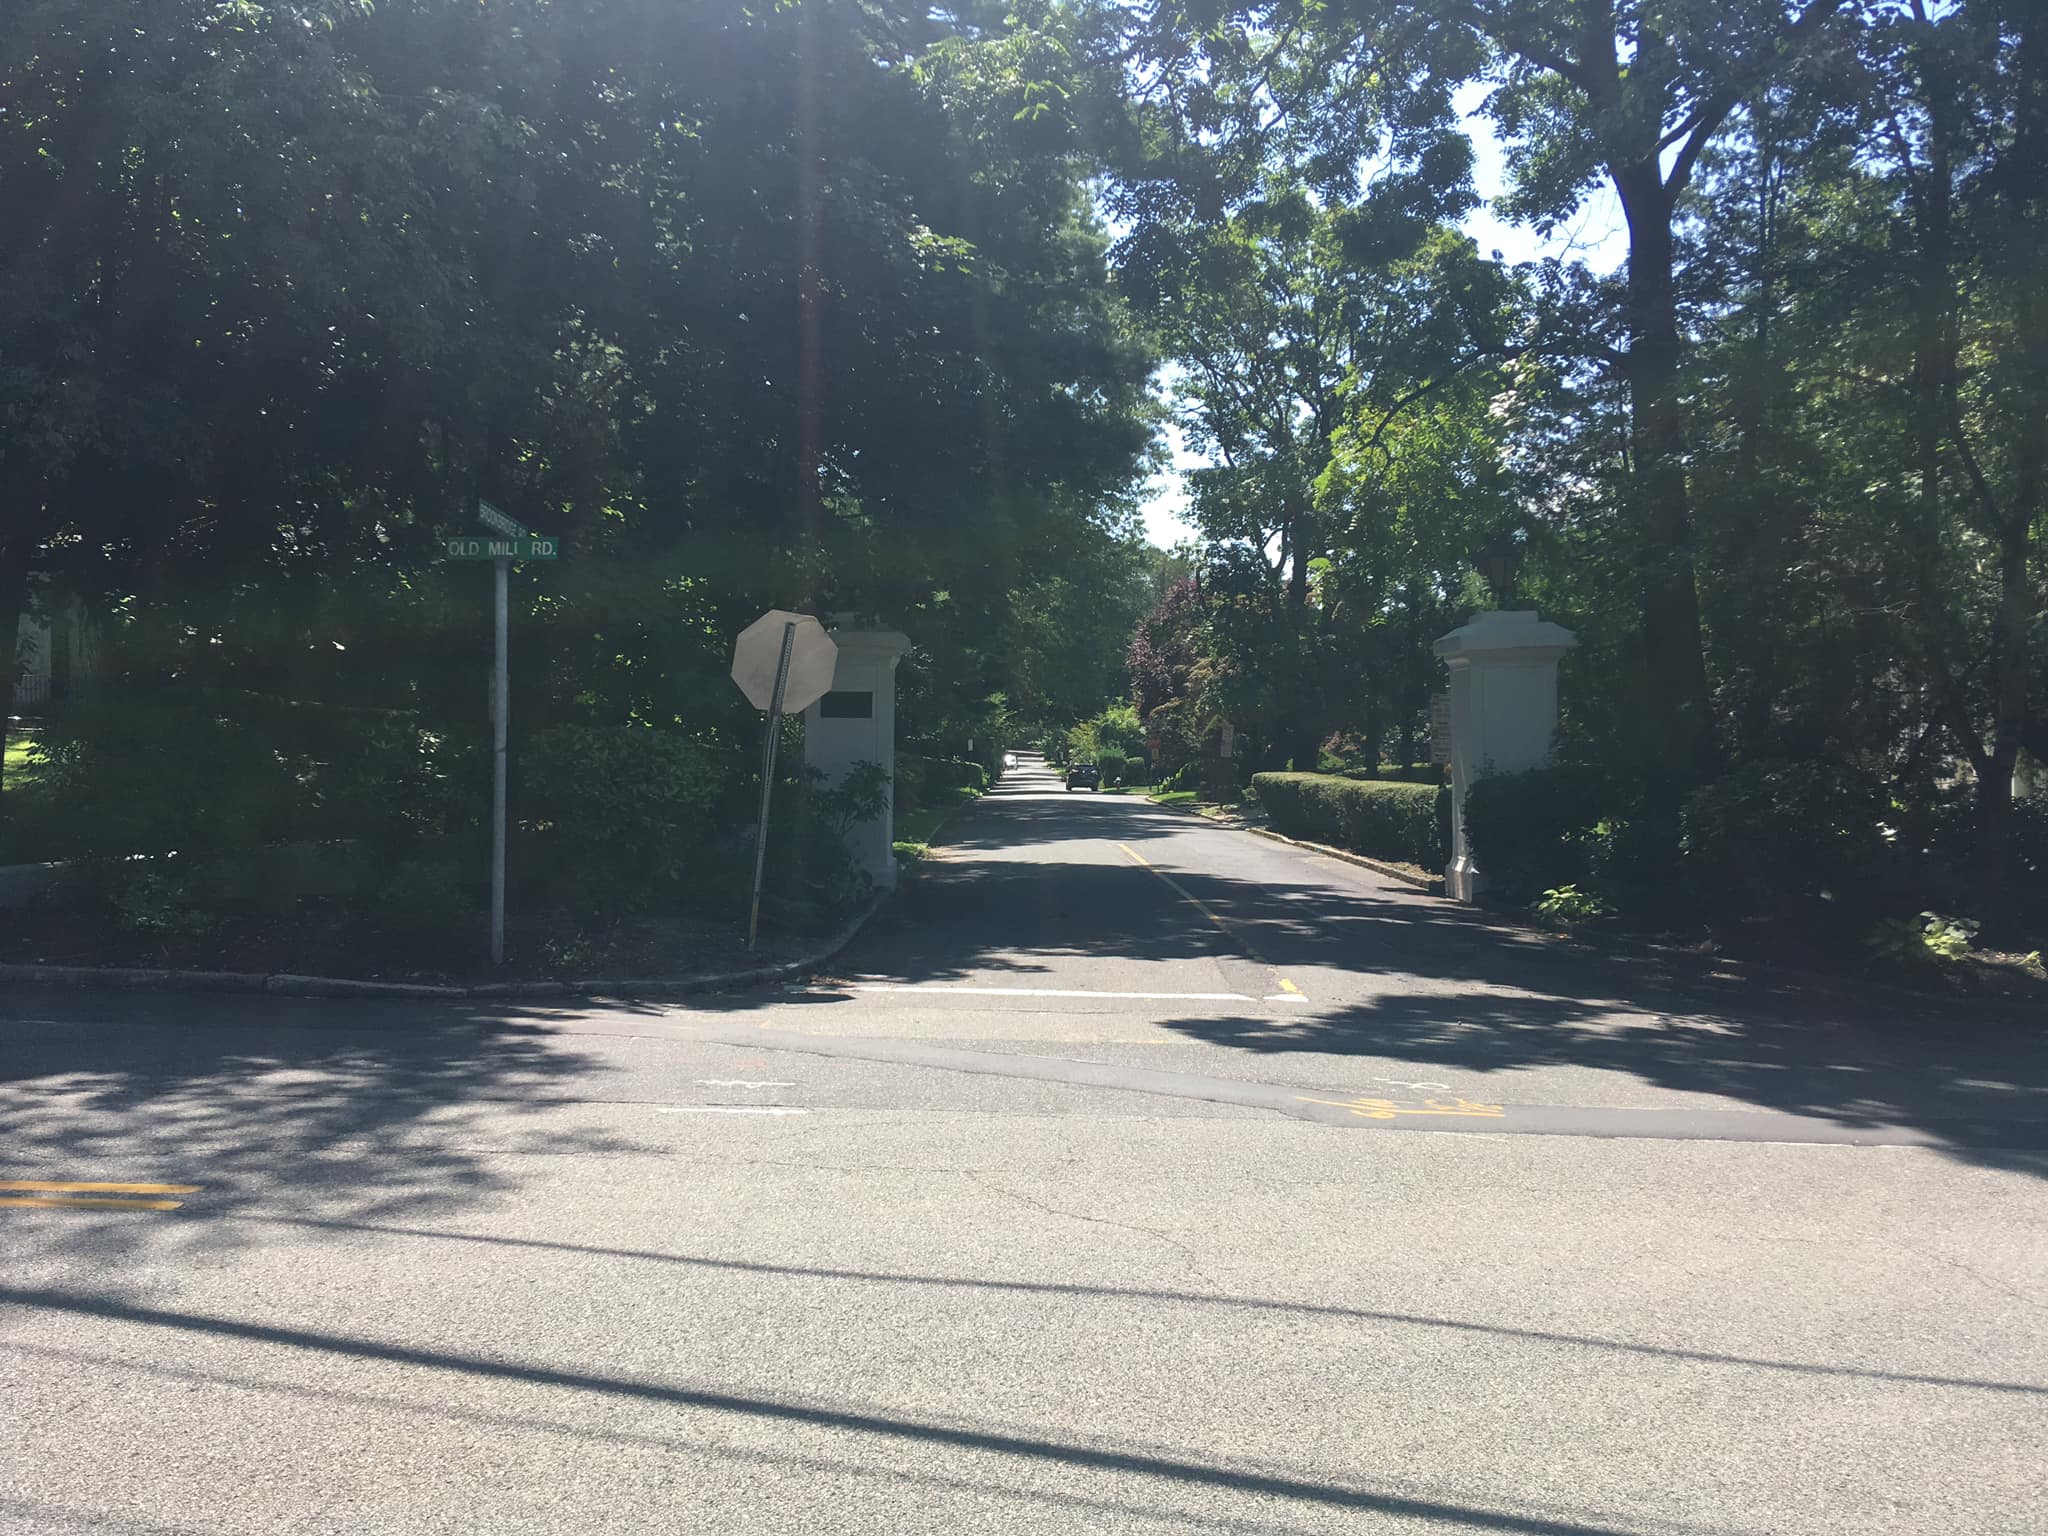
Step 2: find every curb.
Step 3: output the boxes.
[1136,791,1445,894]
[0,898,883,1005]
[1138,794,1262,832]
[1245,826,1446,895]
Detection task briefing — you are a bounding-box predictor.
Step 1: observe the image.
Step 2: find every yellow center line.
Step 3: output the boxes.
[0,1196,186,1211]
[1116,842,1236,936]
[0,1180,201,1194]
[1117,842,1306,999]
[1297,1095,1506,1122]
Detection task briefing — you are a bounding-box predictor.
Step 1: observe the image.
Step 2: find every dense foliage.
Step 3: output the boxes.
[1101,0,2045,944]
[5,0,2043,961]
[0,0,1160,943]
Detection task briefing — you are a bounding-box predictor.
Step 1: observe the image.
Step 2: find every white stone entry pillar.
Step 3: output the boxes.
[800,627,912,889]
[1431,609,1577,903]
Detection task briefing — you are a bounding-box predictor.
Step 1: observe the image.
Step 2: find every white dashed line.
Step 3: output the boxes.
[656,1106,809,1116]
[695,1079,797,1087]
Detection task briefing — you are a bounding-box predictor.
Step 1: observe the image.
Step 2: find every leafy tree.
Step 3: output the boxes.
[1102,0,1855,794]
[0,0,1160,896]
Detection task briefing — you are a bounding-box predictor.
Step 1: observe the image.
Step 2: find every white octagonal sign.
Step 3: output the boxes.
[731,610,838,714]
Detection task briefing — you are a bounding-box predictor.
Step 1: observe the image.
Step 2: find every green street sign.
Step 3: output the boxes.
[446,535,559,561]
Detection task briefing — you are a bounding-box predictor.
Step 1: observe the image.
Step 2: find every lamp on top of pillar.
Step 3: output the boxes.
[1478,532,1524,607]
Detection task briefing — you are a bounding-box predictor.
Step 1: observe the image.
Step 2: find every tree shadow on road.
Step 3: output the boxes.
[0,990,623,1274]
[0,1283,1695,1536]
[834,821,2048,1168]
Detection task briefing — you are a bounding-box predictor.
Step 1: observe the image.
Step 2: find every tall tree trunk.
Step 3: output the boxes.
[1282,497,1321,769]
[1978,517,2031,882]
[1613,161,1717,797]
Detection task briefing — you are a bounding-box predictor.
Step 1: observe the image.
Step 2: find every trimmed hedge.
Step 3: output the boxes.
[899,754,988,802]
[1341,763,1446,786]
[1254,772,1450,869]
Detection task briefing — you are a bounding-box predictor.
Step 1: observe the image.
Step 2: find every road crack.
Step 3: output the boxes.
[963,1172,1220,1288]
[1913,1247,2048,1314]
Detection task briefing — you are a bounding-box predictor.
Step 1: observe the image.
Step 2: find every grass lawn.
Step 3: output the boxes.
[3,723,39,783]
[893,787,979,863]
[1101,785,1197,805]
[1,723,52,864]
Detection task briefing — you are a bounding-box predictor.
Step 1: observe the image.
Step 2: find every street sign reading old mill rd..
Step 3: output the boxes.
[445,534,558,561]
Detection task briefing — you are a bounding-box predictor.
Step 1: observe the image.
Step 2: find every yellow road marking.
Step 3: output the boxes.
[0,1181,201,1195]
[1116,841,1230,932]
[0,1196,185,1211]
[1297,1095,1505,1122]
[1117,842,1304,999]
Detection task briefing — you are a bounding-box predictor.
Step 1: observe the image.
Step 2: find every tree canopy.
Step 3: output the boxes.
[1101,0,2044,926]
[0,0,1159,792]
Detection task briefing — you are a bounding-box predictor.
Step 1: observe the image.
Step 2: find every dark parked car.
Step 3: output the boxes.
[1065,762,1100,791]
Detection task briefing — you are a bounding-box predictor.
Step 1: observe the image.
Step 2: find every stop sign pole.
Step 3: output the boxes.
[746,622,798,949]
[730,611,837,949]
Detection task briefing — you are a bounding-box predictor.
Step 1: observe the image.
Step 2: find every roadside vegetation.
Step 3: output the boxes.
[0,1,1155,974]
[1086,0,2047,987]
[4,1,2041,991]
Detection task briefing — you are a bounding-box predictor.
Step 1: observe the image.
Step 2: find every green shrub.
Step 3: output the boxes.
[33,690,306,867]
[928,757,989,796]
[758,760,886,927]
[321,717,487,860]
[898,754,988,803]
[113,867,216,940]
[1096,746,1128,788]
[1253,772,1449,868]
[1866,911,1979,966]
[371,857,470,937]
[1682,757,1888,914]
[1463,766,1610,901]
[522,724,726,913]
[1583,810,1682,901]
[1092,704,1146,756]
[1531,883,1608,927]
[892,754,928,811]
[1143,699,1203,779]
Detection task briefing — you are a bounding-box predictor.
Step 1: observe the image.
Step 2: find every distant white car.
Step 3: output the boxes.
[1004,752,1017,768]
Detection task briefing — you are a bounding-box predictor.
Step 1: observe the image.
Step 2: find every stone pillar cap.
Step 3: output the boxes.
[1433,609,1577,661]
[823,627,912,659]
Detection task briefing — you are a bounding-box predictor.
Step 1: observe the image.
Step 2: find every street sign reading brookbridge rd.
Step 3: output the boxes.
[446,535,558,561]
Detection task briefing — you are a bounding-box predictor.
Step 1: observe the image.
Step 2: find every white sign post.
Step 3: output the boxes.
[446,501,559,965]
[492,556,508,964]
[731,611,837,948]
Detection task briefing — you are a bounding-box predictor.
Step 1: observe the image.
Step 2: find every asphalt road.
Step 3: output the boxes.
[4,756,2046,1535]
